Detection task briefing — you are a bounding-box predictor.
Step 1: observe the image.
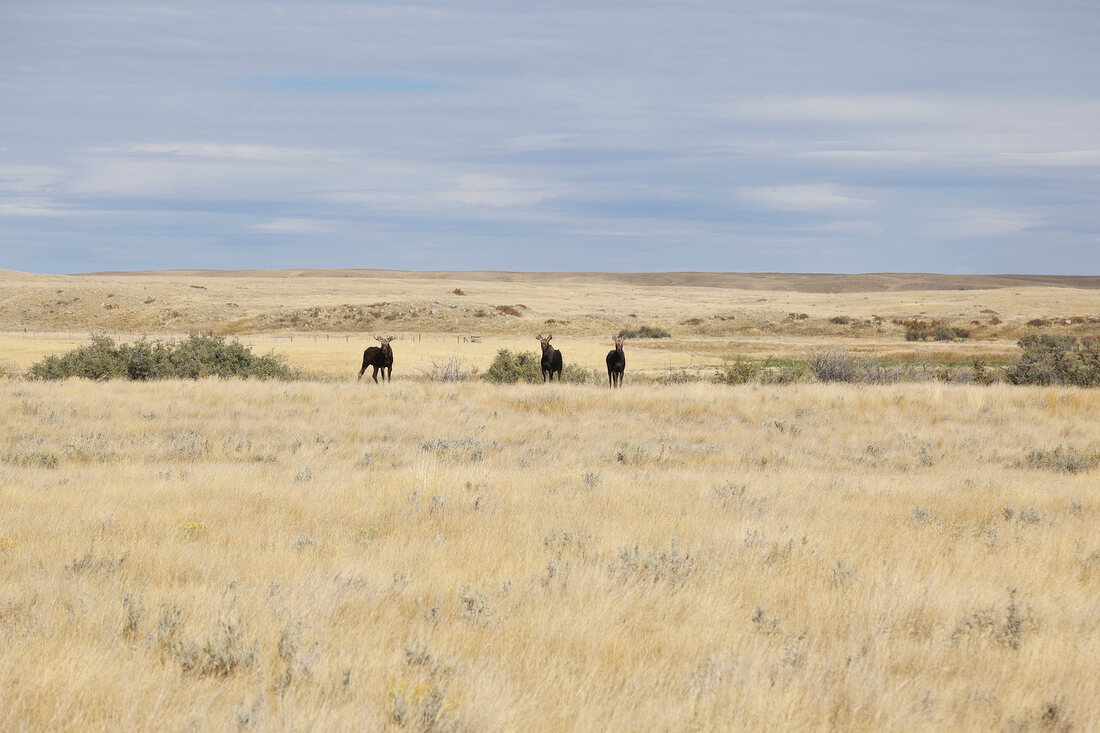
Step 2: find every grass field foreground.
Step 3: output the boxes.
[1,378,1098,730]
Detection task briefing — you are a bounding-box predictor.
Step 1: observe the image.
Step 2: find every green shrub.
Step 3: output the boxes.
[481,349,595,385]
[27,334,298,381]
[714,359,762,385]
[759,358,810,384]
[617,325,670,339]
[933,324,957,341]
[1006,335,1100,387]
[482,349,542,383]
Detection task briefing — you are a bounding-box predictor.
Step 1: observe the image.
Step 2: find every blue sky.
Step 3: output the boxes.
[2,1,1099,274]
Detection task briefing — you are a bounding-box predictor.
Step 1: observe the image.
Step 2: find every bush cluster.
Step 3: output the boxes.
[713,359,808,385]
[894,319,970,342]
[27,334,298,381]
[1006,335,1100,387]
[617,325,670,339]
[809,348,861,383]
[481,349,593,384]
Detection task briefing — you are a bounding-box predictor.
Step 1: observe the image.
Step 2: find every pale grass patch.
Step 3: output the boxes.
[0,379,1098,730]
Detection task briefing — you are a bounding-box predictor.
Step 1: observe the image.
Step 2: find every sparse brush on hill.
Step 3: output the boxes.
[26,334,298,381]
[895,318,971,342]
[617,325,670,339]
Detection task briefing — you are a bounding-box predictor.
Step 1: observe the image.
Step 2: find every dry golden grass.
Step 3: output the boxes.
[2,378,1099,731]
[3,269,1100,730]
[4,269,1100,343]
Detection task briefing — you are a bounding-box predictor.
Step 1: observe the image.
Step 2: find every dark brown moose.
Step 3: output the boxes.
[536,334,563,382]
[358,336,394,383]
[606,336,625,389]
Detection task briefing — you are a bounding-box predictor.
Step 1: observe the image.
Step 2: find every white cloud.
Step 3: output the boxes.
[814,220,884,236]
[96,143,336,162]
[1000,150,1100,166]
[249,218,332,234]
[446,174,562,207]
[738,184,875,213]
[723,95,949,125]
[0,201,76,217]
[800,150,949,164]
[503,134,577,152]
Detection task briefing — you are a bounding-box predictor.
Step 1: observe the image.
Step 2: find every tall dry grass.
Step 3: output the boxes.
[1,378,1098,730]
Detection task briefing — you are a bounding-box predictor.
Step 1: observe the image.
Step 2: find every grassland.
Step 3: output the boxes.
[2,270,1100,730]
[2,379,1099,730]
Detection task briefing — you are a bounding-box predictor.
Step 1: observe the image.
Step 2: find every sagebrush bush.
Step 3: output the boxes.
[420,355,476,382]
[481,349,541,383]
[809,348,861,383]
[1021,446,1100,474]
[481,349,593,384]
[617,325,670,339]
[1006,335,1100,387]
[27,334,298,381]
[760,358,810,384]
[714,359,762,385]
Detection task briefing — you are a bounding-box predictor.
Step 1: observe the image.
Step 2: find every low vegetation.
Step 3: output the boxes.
[1006,334,1100,387]
[616,325,670,339]
[26,334,298,381]
[1,379,1097,730]
[481,348,595,384]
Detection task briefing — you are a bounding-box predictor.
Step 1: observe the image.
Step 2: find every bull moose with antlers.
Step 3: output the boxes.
[357,336,394,383]
[536,334,563,382]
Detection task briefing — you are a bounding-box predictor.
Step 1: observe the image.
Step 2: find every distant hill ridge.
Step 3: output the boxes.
[76,269,1100,293]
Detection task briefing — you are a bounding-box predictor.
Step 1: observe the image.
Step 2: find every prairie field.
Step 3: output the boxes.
[2,379,1100,731]
[2,270,1100,731]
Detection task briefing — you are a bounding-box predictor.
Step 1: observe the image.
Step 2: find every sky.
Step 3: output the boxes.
[2,1,1099,274]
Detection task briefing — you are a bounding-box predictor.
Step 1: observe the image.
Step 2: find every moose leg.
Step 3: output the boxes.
[372,366,380,383]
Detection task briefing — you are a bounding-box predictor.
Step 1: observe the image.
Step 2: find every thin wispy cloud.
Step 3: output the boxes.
[1,1,1098,273]
[737,185,876,213]
[250,218,332,234]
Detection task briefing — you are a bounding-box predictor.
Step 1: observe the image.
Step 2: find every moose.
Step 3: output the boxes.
[536,334,563,382]
[605,336,625,389]
[357,336,394,383]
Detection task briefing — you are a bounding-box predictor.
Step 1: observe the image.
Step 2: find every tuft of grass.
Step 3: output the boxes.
[177,521,208,538]
[1021,446,1100,474]
[420,355,477,382]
